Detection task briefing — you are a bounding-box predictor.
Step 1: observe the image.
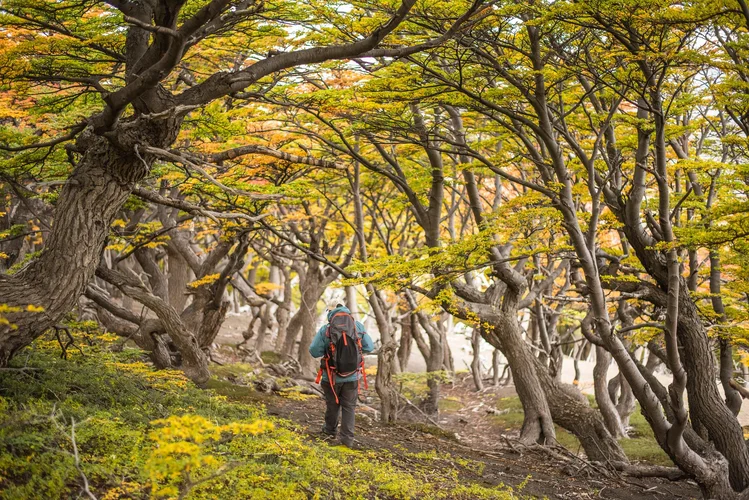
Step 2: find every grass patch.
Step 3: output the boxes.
[489,396,673,466]
[438,396,464,412]
[489,397,526,429]
[260,351,283,365]
[620,405,672,466]
[405,422,459,441]
[203,377,273,405]
[209,362,254,379]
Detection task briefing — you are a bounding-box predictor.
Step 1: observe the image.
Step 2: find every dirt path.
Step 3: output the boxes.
[215,315,700,498]
[260,387,700,500]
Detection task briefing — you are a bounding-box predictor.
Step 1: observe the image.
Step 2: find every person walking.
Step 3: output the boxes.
[309,301,373,448]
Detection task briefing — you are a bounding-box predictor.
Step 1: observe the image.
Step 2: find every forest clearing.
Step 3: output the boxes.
[2,0,749,498]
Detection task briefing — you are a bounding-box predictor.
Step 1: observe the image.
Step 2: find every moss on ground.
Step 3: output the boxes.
[260,351,283,365]
[0,330,520,499]
[438,396,464,412]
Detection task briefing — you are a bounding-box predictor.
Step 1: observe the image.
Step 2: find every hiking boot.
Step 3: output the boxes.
[318,430,336,442]
[339,440,359,450]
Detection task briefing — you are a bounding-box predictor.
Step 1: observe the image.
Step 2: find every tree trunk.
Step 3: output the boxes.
[0,119,179,364]
[676,285,749,490]
[397,311,413,372]
[425,343,443,415]
[294,260,325,376]
[281,305,303,356]
[492,349,501,386]
[297,304,318,377]
[594,346,627,438]
[197,299,229,349]
[407,297,444,415]
[483,301,626,462]
[376,339,399,423]
[96,264,209,384]
[538,365,628,462]
[442,326,454,373]
[280,263,328,362]
[471,327,484,391]
[167,247,192,312]
[274,268,292,353]
[485,306,557,445]
[346,285,358,316]
[615,374,637,430]
[370,286,397,423]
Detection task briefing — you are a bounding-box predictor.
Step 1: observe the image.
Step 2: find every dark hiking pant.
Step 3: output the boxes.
[321,381,357,446]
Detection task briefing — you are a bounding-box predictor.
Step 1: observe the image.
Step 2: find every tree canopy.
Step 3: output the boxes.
[4,0,749,498]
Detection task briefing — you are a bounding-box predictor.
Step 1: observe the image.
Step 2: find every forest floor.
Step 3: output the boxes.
[0,328,704,499]
[209,355,701,500]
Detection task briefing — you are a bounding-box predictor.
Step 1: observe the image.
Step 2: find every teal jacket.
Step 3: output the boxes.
[309,306,374,383]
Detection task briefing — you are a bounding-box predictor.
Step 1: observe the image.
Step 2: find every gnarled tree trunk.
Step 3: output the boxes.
[0,119,180,365]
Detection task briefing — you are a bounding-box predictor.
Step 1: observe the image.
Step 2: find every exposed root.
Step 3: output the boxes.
[608,461,687,481]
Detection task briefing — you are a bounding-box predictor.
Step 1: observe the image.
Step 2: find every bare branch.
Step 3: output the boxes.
[69,418,97,500]
[208,145,340,169]
[0,123,86,152]
[123,16,180,37]
[176,0,421,106]
[132,186,270,223]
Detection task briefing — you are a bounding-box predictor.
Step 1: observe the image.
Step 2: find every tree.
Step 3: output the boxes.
[0,0,436,383]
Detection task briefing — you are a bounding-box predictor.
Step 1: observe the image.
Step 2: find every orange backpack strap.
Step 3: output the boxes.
[324,357,338,404]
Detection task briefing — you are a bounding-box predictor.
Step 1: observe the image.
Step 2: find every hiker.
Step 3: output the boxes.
[309,301,374,447]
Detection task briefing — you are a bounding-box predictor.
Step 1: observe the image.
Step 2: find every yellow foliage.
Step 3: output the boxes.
[102,481,142,500]
[188,274,221,289]
[0,304,21,330]
[107,362,189,391]
[254,282,283,295]
[740,350,749,368]
[278,387,316,401]
[145,415,274,497]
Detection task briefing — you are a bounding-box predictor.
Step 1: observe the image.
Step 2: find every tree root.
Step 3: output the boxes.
[608,461,686,481]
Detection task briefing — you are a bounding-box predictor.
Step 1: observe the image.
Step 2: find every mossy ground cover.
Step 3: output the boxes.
[0,330,520,499]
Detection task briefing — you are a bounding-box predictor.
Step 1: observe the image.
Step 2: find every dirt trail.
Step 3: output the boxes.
[260,384,700,500]
[216,315,701,499]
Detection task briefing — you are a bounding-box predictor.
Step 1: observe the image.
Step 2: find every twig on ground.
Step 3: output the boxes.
[397,392,444,430]
[51,326,84,359]
[178,462,242,500]
[50,411,96,500]
[70,418,97,500]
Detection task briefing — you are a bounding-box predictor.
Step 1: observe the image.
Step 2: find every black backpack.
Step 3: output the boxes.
[325,311,361,377]
[316,311,368,401]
